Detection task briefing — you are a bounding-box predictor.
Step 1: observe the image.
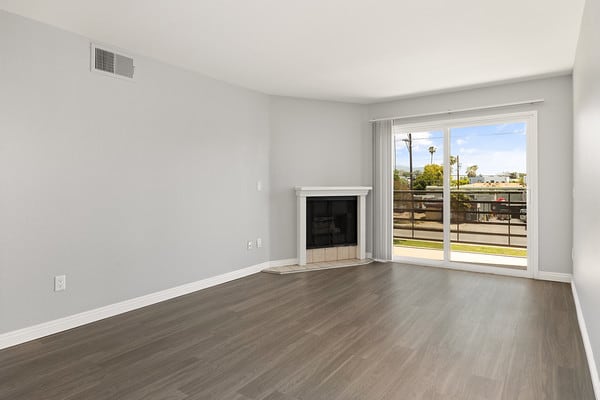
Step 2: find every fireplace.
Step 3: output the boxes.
[306,196,357,249]
[296,186,371,266]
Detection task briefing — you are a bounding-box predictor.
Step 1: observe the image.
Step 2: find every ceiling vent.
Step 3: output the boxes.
[91,44,134,79]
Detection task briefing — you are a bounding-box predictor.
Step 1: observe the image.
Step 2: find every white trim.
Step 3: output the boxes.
[0,256,572,357]
[297,195,307,265]
[0,254,382,350]
[391,111,539,278]
[296,186,372,266]
[390,111,539,132]
[443,126,451,260]
[572,281,600,399]
[369,99,544,122]
[0,261,269,350]
[358,196,367,260]
[295,186,371,197]
[391,257,575,283]
[536,271,572,283]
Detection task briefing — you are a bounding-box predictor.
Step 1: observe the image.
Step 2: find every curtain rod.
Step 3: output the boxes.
[369,98,544,123]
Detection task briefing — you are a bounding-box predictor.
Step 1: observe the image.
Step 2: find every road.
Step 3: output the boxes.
[394,217,527,248]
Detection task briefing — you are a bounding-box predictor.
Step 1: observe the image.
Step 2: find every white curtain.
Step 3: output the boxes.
[372,120,393,261]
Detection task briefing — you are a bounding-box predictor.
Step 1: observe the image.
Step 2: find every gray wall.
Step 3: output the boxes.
[369,76,574,274]
[269,97,372,261]
[0,11,270,333]
[573,0,600,377]
[0,10,581,337]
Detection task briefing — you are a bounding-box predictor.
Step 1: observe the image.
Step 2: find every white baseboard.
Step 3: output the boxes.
[572,281,600,399]
[536,271,573,283]
[1,258,576,354]
[380,258,574,285]
[0,261,269,351]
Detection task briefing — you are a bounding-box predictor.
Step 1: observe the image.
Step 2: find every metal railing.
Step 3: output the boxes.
[393,189,527,248]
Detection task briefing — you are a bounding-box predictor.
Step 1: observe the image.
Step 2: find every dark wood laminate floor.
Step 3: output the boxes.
[0,262,595,400]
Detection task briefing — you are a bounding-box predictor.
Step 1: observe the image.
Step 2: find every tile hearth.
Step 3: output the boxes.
[262,258,374,274]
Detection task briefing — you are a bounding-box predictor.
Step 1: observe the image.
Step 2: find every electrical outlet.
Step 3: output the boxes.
[256,238,262,248]
[247,241,253,250]
[54,275,66,292]
[257,180,262,191]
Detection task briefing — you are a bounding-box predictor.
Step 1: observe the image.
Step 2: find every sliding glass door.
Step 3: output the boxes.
[393,129,445,261]
[448,122,528,269]
[392,113,535,272]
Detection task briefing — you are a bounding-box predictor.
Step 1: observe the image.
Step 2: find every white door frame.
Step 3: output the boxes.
[390,111,538,279]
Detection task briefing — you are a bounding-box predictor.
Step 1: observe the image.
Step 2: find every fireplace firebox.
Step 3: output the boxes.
[306,196,357,249]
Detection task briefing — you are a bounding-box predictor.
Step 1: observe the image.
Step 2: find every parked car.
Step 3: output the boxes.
[495,203,511,220]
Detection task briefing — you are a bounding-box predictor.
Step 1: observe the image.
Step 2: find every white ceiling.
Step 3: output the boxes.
[0,0,585,103]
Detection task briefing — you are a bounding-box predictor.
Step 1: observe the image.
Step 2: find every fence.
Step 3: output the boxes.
[393,189,527,248]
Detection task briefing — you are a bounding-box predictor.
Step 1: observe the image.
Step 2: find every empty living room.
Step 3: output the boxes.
[1,0,600,399]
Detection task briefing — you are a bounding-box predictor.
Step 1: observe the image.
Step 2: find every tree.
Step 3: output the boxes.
[393,169,412,210]
[466,165,478,178]
[449,155,457,176]
[396,169,411,178]
[413,164,443,190]
[393,169,409,190]
[451,192,473,223]
[451,177,470,187]
[449,155,457,168]
[428,146,437,164]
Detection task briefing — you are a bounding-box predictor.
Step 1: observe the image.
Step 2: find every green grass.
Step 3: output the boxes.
[394,239,527,257]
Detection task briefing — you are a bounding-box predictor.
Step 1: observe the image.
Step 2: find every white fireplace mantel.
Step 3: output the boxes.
[295,186,372,266]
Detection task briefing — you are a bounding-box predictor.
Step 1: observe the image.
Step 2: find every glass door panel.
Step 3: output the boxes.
[393,130,445,261]
[449,123,528,269]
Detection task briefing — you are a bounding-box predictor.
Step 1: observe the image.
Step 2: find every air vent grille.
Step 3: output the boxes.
[91,44,134,79]
[95,48,115,73]
[115,54,134,78]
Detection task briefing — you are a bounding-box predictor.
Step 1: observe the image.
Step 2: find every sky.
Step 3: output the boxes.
[393,122,527,176]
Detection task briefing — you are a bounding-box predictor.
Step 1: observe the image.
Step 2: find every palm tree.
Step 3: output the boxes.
[428,146,437,164]
[466,165,479,178]
[449,155,460,188]
[449,155,457,173]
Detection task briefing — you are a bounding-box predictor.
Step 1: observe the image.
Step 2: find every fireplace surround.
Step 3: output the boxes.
[295,186,371,266]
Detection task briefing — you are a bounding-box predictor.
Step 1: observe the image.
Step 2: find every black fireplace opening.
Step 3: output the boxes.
[306,196,357,249]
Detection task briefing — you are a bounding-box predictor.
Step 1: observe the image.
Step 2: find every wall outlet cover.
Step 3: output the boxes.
[54,275,66,292]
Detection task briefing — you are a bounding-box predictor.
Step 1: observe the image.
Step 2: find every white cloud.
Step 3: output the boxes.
[456,138,467,145]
